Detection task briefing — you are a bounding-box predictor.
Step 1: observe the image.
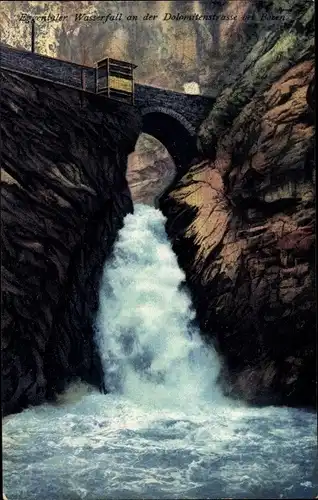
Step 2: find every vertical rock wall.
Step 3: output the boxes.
[1,71,142,416]
[160,3,315,407]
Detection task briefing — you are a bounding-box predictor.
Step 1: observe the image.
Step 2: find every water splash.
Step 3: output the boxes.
[94,204,224,410]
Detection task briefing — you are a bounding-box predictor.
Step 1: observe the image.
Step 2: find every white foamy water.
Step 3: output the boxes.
[94,204,224,410]
[2,205,317,500]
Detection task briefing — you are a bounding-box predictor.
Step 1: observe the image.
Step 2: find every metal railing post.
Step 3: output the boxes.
[107,58,110,98]
[80,68,86,90]
[94,63,98,93]
[31,18,35,53]
[131,63,134,105]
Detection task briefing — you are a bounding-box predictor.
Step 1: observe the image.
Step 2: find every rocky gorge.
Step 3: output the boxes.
[1,70,141,416]
[1,2,317,499]
[159,3,316,407]
[1,0,316,416]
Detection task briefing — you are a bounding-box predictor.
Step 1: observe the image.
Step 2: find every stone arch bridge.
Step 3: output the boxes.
[134,85,214,168]
[0,44,215,169]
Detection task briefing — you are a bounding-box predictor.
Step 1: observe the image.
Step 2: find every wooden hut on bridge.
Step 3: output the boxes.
[95,57,137,105]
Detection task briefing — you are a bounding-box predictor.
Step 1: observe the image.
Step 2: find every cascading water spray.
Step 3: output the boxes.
[94,204,224,409]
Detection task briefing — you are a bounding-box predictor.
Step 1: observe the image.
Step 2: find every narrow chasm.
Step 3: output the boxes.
[3,200,316,500]
[158,64,316,411]
[2,3,316,495]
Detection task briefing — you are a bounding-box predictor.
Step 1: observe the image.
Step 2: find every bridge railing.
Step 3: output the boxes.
[0,44,97,93]
[0,44,140,105]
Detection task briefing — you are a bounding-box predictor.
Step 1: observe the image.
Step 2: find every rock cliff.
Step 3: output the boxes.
[160,3,315,407]
[1,71,141,416]
[127,134,176,206]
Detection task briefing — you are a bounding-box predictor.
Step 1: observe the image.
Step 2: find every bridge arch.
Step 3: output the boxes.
[140,106,199,169]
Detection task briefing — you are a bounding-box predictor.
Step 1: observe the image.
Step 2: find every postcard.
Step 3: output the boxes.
[1,1,316,499]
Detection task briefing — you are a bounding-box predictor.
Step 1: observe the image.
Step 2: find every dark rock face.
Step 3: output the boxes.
[1,71,142,416]
[160,21,315,407]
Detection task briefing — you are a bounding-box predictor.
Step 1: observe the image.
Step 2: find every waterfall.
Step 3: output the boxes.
[94,204,223,409]
[3,205,316,500]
